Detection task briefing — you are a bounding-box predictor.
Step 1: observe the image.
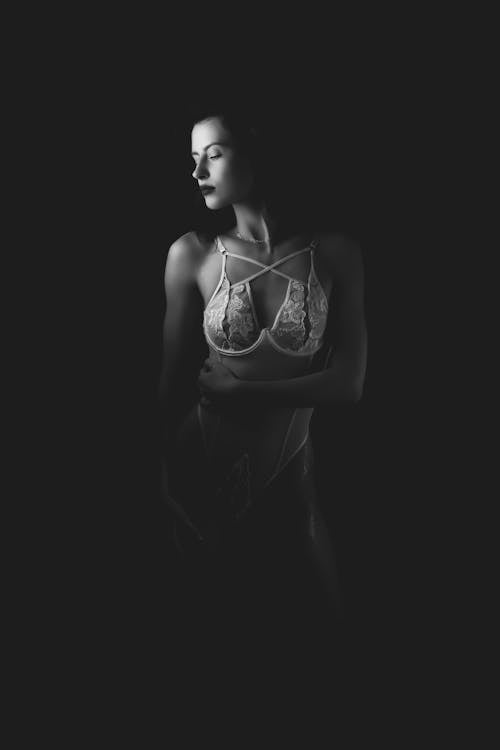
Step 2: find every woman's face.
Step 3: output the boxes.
[191,117,256,209]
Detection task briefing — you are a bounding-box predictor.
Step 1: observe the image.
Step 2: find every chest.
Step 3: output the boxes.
[198,239,334,330]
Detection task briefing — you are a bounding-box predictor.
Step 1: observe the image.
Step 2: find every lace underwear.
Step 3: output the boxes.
[203,236,329,357]
[166,234,333,544]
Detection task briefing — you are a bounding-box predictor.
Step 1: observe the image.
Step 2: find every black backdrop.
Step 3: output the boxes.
[36,33,449,733]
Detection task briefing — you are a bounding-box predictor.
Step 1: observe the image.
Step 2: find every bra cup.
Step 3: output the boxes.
[204,249,329,356]
[223,283,258,351]
[203,275,231,350]
[172,240,331,537]
[268,279,307,352]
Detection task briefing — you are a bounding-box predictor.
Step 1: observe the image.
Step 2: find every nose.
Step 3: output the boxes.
[192,159,208,180]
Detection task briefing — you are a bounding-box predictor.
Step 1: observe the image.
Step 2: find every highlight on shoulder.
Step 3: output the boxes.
[164,231,207,285]
[168,230,203,254]
[168,230,217,259]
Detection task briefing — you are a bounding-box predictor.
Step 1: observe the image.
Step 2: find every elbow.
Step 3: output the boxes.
[323,381,363,407]
[322,366,365,406]
[352,371,365,403]
[351,383,363,404]
[344,375,364,405]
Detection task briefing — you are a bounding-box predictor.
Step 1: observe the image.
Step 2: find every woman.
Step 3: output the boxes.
[159,106,367,645]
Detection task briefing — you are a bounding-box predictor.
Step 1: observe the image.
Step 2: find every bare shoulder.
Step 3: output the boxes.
[318,231,362,265]
[167,230,205,265]
[164,231,208,283]
[317,231,364,284]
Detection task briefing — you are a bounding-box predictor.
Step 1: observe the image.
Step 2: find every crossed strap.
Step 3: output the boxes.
[217,236,318,287]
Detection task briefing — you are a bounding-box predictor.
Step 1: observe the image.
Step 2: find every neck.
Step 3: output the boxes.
[232,201,280,254]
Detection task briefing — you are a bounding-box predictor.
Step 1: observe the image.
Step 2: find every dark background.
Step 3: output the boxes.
[24,25,459,733]
[74,75,424,687]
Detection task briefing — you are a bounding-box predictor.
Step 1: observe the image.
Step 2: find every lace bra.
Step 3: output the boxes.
[203,236,330,357]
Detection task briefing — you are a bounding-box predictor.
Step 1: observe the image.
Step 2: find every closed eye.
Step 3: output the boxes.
[192,153,221,165]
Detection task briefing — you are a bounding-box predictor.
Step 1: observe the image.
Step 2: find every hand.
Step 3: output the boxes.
[197,358,239,404]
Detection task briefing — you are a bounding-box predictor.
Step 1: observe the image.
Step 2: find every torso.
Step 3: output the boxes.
[169,228,341,522]
[193,229,335,321]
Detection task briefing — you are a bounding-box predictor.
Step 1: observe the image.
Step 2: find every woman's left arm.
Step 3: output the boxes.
[198,234,367,408]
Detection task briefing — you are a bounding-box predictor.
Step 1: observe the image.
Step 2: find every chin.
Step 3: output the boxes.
[205,195,230,210]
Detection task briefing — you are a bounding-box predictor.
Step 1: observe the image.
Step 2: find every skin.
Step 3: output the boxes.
[197,233,366,409]
[160,116,367,429]
[191,117,272,248]
[159,116,367,623]
[161,119,366,615]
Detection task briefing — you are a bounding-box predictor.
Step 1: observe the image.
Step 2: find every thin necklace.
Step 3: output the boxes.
[235,231,270,245]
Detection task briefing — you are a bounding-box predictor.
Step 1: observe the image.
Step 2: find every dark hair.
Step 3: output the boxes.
[193,104,266,181]
[187,102,334,243]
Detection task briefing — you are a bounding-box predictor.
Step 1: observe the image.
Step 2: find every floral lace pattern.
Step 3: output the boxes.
[203,276,231,350]
[168,450,253,547]
[271,280,307,351]
[214,450,253,521]
[304,268,330,351]
[204,246,329,355]
[223,284,258,351]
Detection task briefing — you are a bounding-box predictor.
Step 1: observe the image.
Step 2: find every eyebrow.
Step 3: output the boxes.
[191,141,229,156]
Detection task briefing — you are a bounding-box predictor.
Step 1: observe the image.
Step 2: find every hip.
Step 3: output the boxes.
[169,432,319,558]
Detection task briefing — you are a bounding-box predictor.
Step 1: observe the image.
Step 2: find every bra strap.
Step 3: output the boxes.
[215,235,227,255]
[216,236,227,255]
[310,237,320,276]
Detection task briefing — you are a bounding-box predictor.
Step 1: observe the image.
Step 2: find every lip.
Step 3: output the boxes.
[200,186,215,195]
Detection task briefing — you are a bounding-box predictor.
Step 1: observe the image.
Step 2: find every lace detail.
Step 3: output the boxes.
[214,451,253,521]
[295,267,329,354]
[203,276,231,350]
[271,280,307,351]
[223,284,258,351]
[307,267,329,344]
[204,239,329,356]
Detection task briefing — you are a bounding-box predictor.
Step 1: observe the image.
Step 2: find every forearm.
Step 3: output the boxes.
[235,363,363,408]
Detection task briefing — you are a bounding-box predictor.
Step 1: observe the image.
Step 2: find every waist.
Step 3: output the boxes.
[206,334,317,382]
[199,397,313,427]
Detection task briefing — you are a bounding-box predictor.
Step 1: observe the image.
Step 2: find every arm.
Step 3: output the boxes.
[220,234,367,408]
[159,232,205,457]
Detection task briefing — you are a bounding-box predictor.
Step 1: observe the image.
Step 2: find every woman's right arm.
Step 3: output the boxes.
[159,232,204,471]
